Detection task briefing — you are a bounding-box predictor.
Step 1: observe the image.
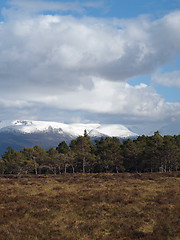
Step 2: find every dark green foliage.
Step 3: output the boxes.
[70,130,96,173]
[122,139,139,172]
[0,132,180,174]
[20,146,48,174]
[95,137,124,173]
[2,147,34,174]
[56,141,70,154]
[161,135,180,171]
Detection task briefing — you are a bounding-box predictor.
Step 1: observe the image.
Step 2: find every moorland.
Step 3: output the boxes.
[0,172,180,240]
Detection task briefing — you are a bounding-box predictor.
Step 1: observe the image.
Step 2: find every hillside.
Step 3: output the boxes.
[0,120,138,154]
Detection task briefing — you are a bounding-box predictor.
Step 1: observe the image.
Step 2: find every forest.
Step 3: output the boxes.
[0,131,179,174]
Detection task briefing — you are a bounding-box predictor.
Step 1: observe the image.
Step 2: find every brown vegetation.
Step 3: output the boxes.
[0,172,180,240]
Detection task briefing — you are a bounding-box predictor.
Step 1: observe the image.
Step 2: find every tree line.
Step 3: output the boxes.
[0,131,179,174]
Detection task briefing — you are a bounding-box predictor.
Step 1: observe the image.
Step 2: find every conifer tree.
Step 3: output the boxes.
[95,137,124,173]
[56,141,70,154]
[70,130,95,173]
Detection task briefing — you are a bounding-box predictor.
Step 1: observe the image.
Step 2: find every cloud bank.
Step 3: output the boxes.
[153,71,180,88]
[0,1,180,131]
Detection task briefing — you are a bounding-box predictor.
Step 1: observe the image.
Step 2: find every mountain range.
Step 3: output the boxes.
[0,120,138,154]
[0,119,179,155]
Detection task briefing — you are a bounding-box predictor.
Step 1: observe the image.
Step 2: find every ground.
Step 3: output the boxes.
[0,172,180,240]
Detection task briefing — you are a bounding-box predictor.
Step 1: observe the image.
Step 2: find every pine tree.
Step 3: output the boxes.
[56,141,70,154]
[95,137,124,173]
[122,139,139,172]
[161,136,180,171]
[46,148,61,174]
[2,147,29,174]
[70,130,95,173]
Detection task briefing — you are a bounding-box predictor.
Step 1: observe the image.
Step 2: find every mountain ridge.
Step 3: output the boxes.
[0,120,138,138]
[0,120,138,154]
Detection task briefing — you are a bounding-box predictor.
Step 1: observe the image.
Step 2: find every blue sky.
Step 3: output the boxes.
[0,0,179,135]
[1,0,179,18]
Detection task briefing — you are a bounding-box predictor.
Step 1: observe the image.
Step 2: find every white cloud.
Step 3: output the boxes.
[7,0,103,14]
[152,71,180,87]
[0,10,180,91]
[1,78,179,123]
[0,98,33,108]
[53,79,180,121]
[0,2,180,130]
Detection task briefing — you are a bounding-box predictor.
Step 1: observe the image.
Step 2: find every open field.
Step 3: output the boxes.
[0,172,180,240]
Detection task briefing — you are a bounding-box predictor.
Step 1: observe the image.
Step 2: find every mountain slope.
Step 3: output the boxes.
[0,120,138,154]
[0,120,138,137]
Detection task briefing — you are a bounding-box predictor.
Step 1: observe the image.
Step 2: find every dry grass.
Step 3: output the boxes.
[0,172,180,240]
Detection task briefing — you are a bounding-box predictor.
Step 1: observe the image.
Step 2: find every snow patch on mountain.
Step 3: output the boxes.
[96,124,136,138]
[88,129,106,138]
[0,120,138,138]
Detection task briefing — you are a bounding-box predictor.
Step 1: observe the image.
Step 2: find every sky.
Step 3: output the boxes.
[0,0,180,135]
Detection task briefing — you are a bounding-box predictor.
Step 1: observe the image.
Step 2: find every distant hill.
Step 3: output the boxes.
[0,120,138,154]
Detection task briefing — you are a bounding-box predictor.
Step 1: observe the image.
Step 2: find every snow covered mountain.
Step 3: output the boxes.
[0,120,138,138]
[0,120,138,154]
